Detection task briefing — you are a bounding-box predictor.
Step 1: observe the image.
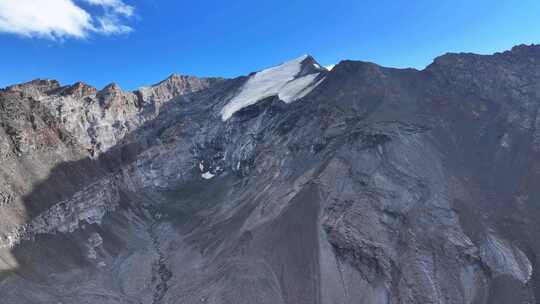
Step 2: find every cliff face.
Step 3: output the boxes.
[1,47,540,304]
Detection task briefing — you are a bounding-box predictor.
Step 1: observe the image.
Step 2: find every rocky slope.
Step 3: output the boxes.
[1,47,540,303]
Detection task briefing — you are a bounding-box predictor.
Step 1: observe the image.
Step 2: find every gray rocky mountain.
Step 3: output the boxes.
[0,46,540,303]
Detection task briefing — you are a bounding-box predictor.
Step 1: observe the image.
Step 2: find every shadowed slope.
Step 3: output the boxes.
[1,46,540,303]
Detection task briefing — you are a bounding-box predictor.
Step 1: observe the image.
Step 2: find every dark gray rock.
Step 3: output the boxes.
[1,46,540,303]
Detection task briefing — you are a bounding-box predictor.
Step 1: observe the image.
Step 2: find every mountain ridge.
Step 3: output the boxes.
[1,44,540,303]
[5,43,540,97]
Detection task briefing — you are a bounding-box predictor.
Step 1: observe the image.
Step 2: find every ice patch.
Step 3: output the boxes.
[221,55,322,121]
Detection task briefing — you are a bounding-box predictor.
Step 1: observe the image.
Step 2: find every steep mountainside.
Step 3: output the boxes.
[1,46,540,304]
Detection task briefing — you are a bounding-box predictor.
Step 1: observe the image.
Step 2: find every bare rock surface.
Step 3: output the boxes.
[1,48,540,303]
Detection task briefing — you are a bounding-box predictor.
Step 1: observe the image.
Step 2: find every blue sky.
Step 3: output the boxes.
[1,0,539,90]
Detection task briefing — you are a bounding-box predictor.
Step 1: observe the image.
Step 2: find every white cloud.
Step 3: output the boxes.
[82,0,134,17]
[0,0,134,39]
[0,0,92,38]
[96,14,132,34]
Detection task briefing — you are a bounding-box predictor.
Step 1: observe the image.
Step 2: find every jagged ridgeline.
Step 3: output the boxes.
[1,46,540,303]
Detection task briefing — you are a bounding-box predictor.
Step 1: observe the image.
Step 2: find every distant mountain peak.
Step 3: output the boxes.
[220,54,327,121]
[60,81,97,98]
[3,79,60,97]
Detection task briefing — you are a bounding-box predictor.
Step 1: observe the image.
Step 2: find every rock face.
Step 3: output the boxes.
[1,47,540,303]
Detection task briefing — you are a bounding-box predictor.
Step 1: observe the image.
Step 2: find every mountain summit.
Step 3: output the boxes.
[221,55,327,120]
[1,46,540,303]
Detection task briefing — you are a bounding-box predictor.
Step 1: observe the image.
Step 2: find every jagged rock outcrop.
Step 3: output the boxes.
[1,47,540,303]
[2,75,222,155]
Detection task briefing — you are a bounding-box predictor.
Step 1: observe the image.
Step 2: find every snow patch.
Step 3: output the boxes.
[325,65,335,71]
[500,133,511,148]
[221,55,322,121]
[202,172,215,179]
[278,73,320,103]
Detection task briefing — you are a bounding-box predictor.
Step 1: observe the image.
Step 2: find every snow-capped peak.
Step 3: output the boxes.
[221,55,325,121]
[325,65,336,71]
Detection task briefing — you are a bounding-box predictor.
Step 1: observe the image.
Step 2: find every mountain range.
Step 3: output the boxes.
[1,45,540,304]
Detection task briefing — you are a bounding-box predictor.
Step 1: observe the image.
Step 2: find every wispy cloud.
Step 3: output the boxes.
[82,0,134,17]
[0,0,135,39]
[96,14,132,35]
